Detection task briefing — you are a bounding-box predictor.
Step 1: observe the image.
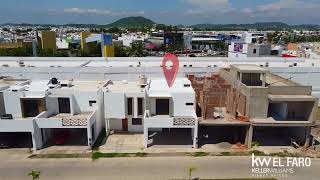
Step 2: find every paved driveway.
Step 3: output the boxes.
[99,132,144,153]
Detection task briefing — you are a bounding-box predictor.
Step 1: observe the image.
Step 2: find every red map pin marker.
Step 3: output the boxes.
[162,53,179,87]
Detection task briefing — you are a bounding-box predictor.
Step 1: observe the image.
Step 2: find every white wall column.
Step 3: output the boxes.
[144,127,148,148]
[193,126,198,148]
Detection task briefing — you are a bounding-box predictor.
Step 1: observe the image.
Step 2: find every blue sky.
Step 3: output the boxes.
[0,0,319,25]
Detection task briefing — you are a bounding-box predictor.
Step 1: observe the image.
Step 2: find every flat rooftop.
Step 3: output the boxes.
[0,57,315,69]
[106,81,145,93]
[231,64,269,73]
[147,78,194,97]
[0,78,29,90]
[266,73,301,86]
[55,80,109,91]
[4,80,49,92]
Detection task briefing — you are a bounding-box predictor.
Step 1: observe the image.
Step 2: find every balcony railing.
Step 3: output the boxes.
[144,110,196,127]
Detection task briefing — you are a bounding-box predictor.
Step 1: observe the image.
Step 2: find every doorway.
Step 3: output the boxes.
[122,118,128,131]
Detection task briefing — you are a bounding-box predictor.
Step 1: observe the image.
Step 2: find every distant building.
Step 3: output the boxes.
[80,32,91,50]
[228,42,272,58]
[228,32,281,58]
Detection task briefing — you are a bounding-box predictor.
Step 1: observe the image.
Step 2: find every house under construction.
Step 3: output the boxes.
[190,64,318,148]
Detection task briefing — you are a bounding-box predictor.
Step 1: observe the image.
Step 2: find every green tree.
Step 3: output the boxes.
[128,41,144,57]
[114,45,128,57]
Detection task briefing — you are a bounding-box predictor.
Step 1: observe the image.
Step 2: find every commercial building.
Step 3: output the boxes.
[228,32,281,58]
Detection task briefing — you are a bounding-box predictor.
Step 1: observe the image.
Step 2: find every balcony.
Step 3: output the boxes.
[144,110,197,128]
[35,111,95,128]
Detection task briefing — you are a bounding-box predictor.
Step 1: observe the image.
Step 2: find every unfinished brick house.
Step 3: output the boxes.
[189,74,231,119]
[191,64,319,148]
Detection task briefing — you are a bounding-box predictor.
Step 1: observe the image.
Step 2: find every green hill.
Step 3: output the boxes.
[107,16,155,28]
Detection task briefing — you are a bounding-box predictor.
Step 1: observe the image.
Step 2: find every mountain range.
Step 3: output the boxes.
[2,16,320,30]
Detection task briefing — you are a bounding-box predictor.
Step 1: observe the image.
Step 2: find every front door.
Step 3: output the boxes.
[122,118,128,131]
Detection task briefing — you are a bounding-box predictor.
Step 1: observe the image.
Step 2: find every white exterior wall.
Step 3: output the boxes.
[171,92,195,117]
[108,118,122,130]
[0,119,34,132]
[2,91,23,117]
[105,91,145,132]
[104,92,126,119]
[0,119,43,151]
[46,96,59,115]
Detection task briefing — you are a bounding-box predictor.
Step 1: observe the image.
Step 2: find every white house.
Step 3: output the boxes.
[104,77,147,133]
[0,78,107,151]
[104,76,198,148]
[144,78,198,148]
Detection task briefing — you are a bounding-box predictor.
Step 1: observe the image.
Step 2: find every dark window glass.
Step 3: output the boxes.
[58,98,70,113]
[156,99,170,115]
[186,103,194,106]
[132,118,142,125]
[127,98,133,116]
[138,98,144,116]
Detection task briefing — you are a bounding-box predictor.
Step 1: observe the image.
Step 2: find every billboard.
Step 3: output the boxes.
[103,34,113,46]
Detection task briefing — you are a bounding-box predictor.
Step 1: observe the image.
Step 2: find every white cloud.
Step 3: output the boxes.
[184,0,230,11]
[63,8,145,17]
[255,0,320,13]
[64,8,112,15]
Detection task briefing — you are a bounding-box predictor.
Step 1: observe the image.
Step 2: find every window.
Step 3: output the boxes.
[253,49,257,54]
[186,103,194,106]
[21,98,46,118]
[156,99,170,115]
[132,118,142,125]
[184,84,191,87]
[127,98,133,116]
[89,100,97,107]
[138,98,144,116]
[58,98,70,113]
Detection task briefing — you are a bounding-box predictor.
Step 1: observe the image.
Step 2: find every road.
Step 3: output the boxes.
[0,152,319,180]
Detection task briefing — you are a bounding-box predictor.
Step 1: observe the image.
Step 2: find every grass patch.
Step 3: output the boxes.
[251,141,261,147]
[92,151,130,160]
[249,150,266,156]
[30,153,85,158]
[191,152,210,157]
[219,150,265,157]
[269,150,300,157]
[135,152,148,157]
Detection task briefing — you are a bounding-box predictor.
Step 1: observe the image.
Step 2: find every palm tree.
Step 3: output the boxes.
[28,170,41,180]
[188,167,197,180]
